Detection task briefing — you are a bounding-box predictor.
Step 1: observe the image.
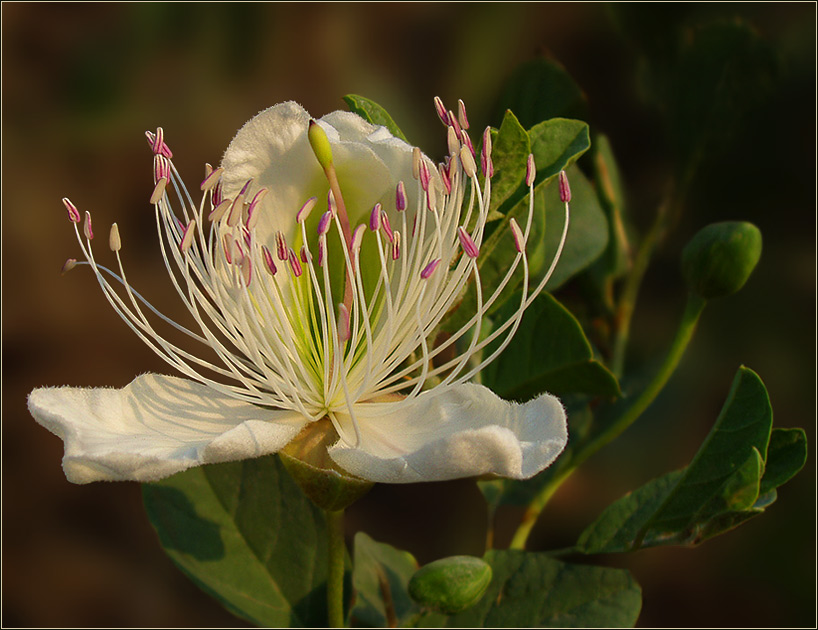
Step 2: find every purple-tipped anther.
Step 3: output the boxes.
[391,231,401,261]
[239,178,253,197]
[146,128,173,158]
[481,154,494,179]
[440,162,452,194]
[369,203,382,231]
[208,199,231,222]
[419,160,430,192]
[460,146,477,178]
[457,99,470,130]
[482,127,492,160]
[154,155,171,184]
[276,231,289,261]
[317,210,332,237]
[433,96,449,125]
[381,211,394,243]
[558,170,571,203]
[61,258,78,275]
[150,178,168,205]
[212,181,223,206]
[327,190,337,216]
[241,257,253,287]
[526,154,536,187]
[509,217,525,253]
[447,126,460,157]
[223,234,235,264]
[83,211,94,240]
[351,224,365,254]
[226,197,243,228]
[317,237,326,267]
[180,220,196,253]
[200,167,223,191]
[246,189,269,230]
[300,246,310,264]
[421,258,441,280]
[426,185,438,213]
[296,196,318,224]
[288,248,303,277]
[62,198,81,223]
[396,181,407,211]
[461,130,475,158]
[458,227,479,259]
[337,303,351,342]
[262,245,277,276]
[448,110,462,139]
[109,223,122,252]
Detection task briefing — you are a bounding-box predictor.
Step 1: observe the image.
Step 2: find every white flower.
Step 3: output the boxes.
[28,99,570,485]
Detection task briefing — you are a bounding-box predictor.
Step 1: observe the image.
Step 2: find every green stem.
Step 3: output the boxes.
[509,292,707,550]
[611,199,669,378]
[326,509,346,628]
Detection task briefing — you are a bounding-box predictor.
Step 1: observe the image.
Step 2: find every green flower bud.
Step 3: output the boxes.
[681,221,762,299]
[408,555,493,614]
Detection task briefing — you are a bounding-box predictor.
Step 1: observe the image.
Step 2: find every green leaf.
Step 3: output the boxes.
[350,532,420,628]
[142,455,330,627]
[493,58,589,129]
[486,110,531,220]
[528,118,591,185]
[577,366,806,553]
[759,427,808,495]
[436,550,641,628]
[342,95,409,143]
[481,292,620,399]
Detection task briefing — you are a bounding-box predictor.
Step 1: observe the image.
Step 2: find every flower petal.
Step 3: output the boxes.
[27,374,308,484]
[328,384,567,483]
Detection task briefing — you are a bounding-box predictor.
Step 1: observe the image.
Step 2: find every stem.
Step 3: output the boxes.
[509,292,707,550]
[509,467,572,550]
[610,199,668,378]
[326,509,346,628]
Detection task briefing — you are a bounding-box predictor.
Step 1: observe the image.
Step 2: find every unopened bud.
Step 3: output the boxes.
[408,556,492,615]
[681,221,762,299]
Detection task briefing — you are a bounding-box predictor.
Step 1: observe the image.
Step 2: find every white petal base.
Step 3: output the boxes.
[329,383,567,483]
[28,374,308,484]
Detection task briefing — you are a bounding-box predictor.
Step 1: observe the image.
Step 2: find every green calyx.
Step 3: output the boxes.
[681,221,762,299]
[279,418,373,511]
[408,555,493,614]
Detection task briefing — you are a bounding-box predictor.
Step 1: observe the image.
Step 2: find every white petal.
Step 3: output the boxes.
[220,103,421,249]
[27,373,308,484]
[329,383,567,483]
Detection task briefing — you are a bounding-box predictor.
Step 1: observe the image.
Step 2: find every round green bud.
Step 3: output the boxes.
[408,555,493,614]
[681,221,762,299]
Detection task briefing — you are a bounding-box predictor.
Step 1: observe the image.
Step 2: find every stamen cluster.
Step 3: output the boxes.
[61,99,570,447]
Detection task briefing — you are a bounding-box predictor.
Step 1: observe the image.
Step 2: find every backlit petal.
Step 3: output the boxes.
[28,374,308,483]
[329,384,567,483]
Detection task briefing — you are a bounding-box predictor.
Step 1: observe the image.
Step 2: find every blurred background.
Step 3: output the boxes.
[3,3,814,627]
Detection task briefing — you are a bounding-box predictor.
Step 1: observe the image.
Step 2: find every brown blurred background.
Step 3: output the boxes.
[3,3,814,627]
